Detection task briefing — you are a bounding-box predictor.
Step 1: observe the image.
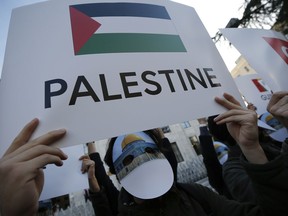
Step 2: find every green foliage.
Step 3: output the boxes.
[213,0,288,42]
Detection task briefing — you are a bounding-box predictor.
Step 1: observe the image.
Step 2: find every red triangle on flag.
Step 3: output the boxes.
[263,37,288,64]
[69,6,101,54]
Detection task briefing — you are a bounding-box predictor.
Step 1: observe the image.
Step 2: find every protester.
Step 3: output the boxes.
[222,91,288,203]
[197,117,233,199]
[150,128,178,181]
[92,93,288,216]
[203,111,269,203]
[80,142,119,216]
[80,129,177,215]
[1,92,288,216]
[0,118,67,216]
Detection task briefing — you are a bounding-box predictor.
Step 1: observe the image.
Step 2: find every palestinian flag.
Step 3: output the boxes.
[69,2,187,55]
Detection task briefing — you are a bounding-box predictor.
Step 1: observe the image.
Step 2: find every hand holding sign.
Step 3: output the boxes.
[267,91,288,129]
[214,93,268,164]
[0,118,67,216]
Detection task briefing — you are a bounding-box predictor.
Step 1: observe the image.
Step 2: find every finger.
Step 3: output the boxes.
[3,118,39,156]
[214,109,255,121]
[3,129,66,161]
[29,129,66,147]
[7,145,67,164]
[81,159,94,173]
[267,91,288,111]
[26,154,68,170]
[81,159,89,173]
[268,95,288,114]
[271,103,288,117]
[223,93,242,106]
[215,110,257,125]
[79,155,89,161]
[215,96,242,111]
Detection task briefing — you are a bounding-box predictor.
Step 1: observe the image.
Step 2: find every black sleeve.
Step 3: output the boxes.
[89,187,114,216]
[179,182,261,216]
[223,145,285,204]
[89,152,119,215]
[241,152,288,216]
[199,125,210,136]
[189,152,288,216]
[162,138,178,181]
[198,134,232,199]
[222,157,257,203]
[281,138,288,153]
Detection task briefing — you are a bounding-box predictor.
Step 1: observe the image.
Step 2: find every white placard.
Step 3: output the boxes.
[257,119,276,131]
[40,144,88,201]
[234,74,272,115]
[220,28,288,92]
[0,0,243,155]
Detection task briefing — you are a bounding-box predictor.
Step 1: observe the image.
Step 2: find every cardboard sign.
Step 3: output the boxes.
[234,74,272,115]
[39,144,88,201]
[220,28,288,92]
[0,0,242,155]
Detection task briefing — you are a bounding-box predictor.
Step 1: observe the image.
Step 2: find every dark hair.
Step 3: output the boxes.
[104,137,117,174]
[207,115,236,146]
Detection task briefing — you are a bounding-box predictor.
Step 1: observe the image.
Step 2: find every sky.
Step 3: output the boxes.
[0,0,244,78]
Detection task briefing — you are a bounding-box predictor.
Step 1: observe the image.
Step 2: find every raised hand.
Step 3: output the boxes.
[0,118,67,216]
[79,155,100,192]
[267,91,288,129]
[214,93,268,164]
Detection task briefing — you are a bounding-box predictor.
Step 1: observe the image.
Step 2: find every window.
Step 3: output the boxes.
[161,126,171,133]
[244,66,250,72]
[189,135,201,155]
[171,142,184,163]
[181,121,191,129]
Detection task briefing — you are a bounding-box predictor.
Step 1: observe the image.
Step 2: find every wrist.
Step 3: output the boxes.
[88,177,100,192]
[89,186,101,193]
[240,144,268,164]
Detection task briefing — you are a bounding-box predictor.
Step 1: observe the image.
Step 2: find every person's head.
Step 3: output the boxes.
[207,115,237,146]
[104,130,174,199]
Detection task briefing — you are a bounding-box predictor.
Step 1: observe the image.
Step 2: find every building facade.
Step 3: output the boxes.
[230,55,257,78]
[94,119,207,186]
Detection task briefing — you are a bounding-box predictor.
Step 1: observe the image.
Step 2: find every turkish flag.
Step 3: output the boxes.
[263,37,288,64]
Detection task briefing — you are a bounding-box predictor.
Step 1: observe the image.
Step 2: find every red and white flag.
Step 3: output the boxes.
[220,28,288,91]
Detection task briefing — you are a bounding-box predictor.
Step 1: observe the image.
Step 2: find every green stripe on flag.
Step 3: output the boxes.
[76,33,186,55]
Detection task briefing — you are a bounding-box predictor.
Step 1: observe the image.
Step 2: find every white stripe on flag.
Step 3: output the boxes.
[92,17,177,34]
